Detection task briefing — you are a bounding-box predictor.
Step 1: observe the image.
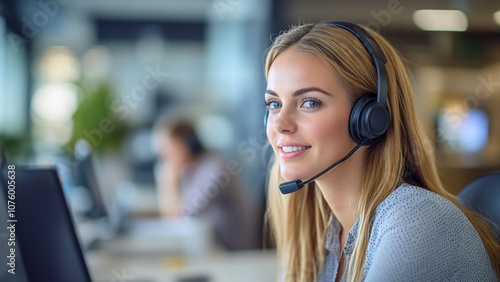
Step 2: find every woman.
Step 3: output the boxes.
[264,22,500,281]
[153,118,259,250]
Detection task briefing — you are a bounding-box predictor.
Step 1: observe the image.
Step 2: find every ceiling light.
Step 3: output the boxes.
[413,10,468,32]
[494,10,500,26]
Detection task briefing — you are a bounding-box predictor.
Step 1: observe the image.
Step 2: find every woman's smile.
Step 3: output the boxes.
[278,142,312,159]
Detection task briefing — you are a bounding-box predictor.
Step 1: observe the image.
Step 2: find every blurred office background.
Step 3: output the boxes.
[0,0,500,279]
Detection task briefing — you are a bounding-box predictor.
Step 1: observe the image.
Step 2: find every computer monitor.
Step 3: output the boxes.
[0,166,92,282]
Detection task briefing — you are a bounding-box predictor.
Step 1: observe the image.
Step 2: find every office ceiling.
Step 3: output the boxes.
[65,0,500,32]
[7,0,499,65]
[12,0,500,33]
[70,0,212,21]
[284,0,500,32]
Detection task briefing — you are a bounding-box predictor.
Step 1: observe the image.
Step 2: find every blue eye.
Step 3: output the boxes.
[302,99,322,108]
[266,100,281,110]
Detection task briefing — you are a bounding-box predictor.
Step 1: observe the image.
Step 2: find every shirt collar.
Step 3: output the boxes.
[325,217,360,256]
[344,218,360,255]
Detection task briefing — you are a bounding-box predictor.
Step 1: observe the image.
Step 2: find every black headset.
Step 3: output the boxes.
[265,21,390,145]
[186,129,204,155]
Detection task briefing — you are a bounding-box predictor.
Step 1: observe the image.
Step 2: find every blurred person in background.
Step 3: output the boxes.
[152,116,260,250]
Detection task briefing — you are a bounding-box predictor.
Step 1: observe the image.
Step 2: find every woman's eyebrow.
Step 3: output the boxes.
[265,89,278,96]
[265,87,332,97]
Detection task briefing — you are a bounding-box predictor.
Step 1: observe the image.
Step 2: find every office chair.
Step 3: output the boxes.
[458,171,500,238]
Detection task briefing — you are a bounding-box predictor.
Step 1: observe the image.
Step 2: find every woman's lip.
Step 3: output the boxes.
[278,146,311,159]
[277,142,310,147]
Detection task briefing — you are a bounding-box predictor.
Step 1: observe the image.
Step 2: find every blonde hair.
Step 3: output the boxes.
[264,23,500,282]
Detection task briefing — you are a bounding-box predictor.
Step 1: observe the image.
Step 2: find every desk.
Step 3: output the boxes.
[86,248,278,282]
[81,208,277,281]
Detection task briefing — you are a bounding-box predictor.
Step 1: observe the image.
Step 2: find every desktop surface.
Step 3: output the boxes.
[86,247,277,282]
[83,215,277,282]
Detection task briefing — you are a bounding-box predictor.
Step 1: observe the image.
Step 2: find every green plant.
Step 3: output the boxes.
[67,80,128,154]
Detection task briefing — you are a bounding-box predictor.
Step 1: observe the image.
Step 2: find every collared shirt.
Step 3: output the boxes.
[318,183,498,282]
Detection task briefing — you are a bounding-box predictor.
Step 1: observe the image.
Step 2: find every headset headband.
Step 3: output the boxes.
[323,21,388,106]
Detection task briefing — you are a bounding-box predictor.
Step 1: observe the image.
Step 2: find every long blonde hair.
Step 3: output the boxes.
[264,23,500,282]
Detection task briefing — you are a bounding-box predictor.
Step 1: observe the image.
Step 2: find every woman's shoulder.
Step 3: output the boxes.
[365,185,497,281]
[364,183,497,281]
[376,183,459,218]
[370,182,486,254]
[370,183,471,237]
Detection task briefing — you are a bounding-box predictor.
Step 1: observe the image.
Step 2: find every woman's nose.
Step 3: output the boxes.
[271,110,297,134]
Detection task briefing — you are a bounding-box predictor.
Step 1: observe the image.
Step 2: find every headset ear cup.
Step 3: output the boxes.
[187,131,203,155]
[349,95,389,145]
[349,96,369,144]
[183,128,205,156]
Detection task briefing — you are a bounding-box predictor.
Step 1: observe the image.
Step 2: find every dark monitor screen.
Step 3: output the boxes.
[0,166,91,282]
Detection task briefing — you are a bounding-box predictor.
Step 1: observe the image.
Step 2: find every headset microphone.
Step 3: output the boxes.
[279,139,367,194]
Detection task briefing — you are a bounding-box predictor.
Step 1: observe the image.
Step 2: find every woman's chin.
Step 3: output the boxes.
[279,167,309,182]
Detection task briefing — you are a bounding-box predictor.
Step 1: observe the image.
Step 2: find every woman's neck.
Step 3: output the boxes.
[315,151,365,236]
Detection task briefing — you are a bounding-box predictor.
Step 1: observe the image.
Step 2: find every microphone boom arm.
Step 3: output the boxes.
[279,139,368,194]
